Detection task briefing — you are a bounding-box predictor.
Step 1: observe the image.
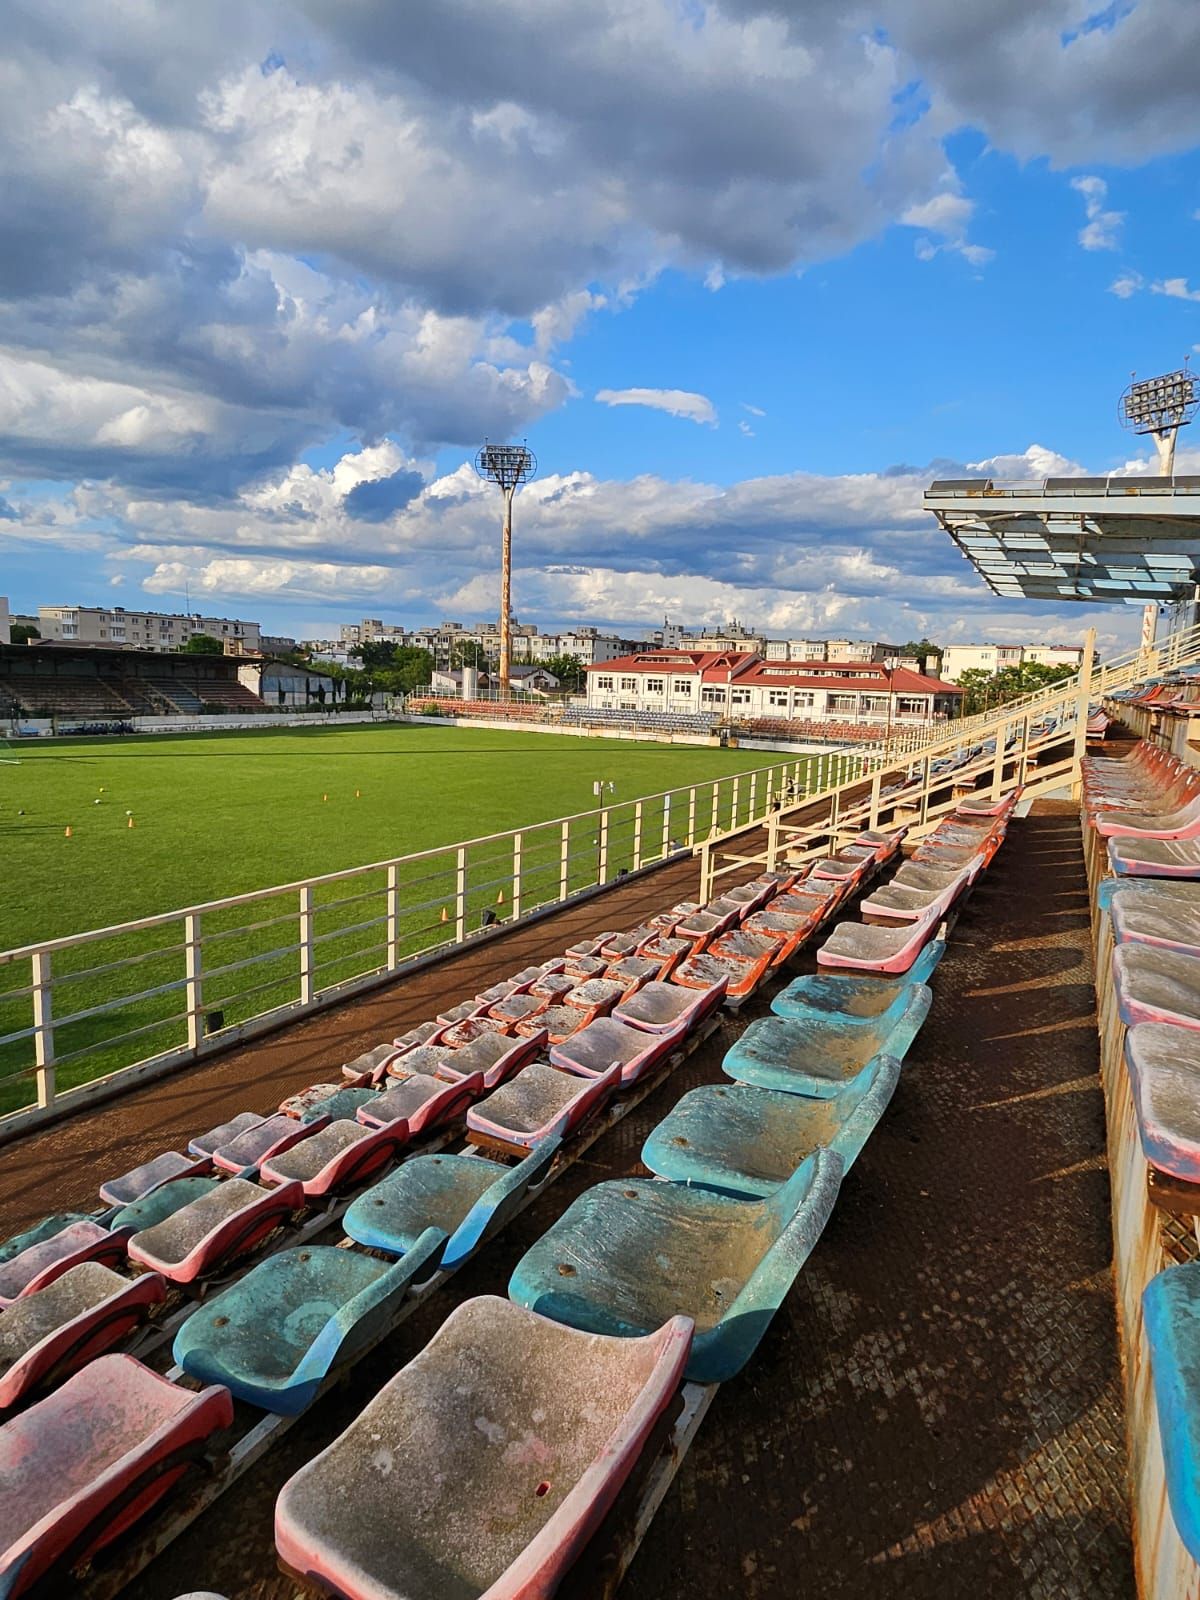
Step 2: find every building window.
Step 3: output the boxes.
[861,696,889,715]
[827,694,857,712]
[730,688,751,705]
[701,687,724,704]
[793,692,815,709]
[595,676,614,690]
[897,696,927,716]
[645,677,665,694]
[672,678,692,695]
[620,677,637,691]
[768,690,790,708]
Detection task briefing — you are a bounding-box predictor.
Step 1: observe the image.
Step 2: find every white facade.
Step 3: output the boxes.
[38,606,261,654]
[0,597,9,645]
[237,660,344,708]
[940,642,1086,683]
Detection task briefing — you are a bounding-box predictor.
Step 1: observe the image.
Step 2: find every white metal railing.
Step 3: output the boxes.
[0,748,870,1136]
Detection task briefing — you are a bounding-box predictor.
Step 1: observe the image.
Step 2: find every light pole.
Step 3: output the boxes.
[1121,365,1198,647]
[474,442,537,699]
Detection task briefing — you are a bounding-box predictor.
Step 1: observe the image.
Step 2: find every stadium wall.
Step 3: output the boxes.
[6,709,385,738]
[398,711,829,753]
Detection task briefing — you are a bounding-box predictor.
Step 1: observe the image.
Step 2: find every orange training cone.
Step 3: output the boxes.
[355,789,361,798]
[128,816,135,829]
[64,826,72,838]
[440,906,449,923]
[322,793,328,802]
[496,888,505,904]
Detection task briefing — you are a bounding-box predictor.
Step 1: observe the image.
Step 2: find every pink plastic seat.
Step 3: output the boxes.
[564,978,626,1013]
[260,1121,410,1199]
[514,1004,589,1044]
[1126,1023,1200,1181]
[674,947,771,1004]
[386,1043,456,1080]
[612,976,727,1033]
[273,1297,691,1600]
[358,1071,484,1136]
[99,1150,213,1208]
[817,907,941,974]
[0,1354,232,1598]
[560,952,609,982]
[1112,945,1200,1030]
[434,1028,545,1090]
[127,1178,305,1285]
[527,971,577,1002]
[189,1112,267,1158]
[1095,793,1200,840]
[488,992,547,1026]
[278,1083,346,1119]
[0,1222,131,1310]
[0,1264,165,1412]
[1110,882,1200,956]
[212,1113,325,1175]
[550,1017,680,1085]
[466,1061,623,1150]
[604,954,663,988]
[1108,836,1200,879]
[956,789,1020,818]
[440,1016,511,1049]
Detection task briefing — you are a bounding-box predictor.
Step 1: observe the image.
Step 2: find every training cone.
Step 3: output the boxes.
[128,816,135,828]
[496,889,505,905]
[322,793,328,802]
[440,906,449,923]
[64,826,72,838]
[355,788,361,798]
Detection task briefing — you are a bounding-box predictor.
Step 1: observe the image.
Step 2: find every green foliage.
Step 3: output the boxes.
[956,661,1074,715]
[451,639,488,670]
[183,633,225,655]
[540,653,586,691]
[349,641,434,694]
[9,624,40,644]
[900,637,942,669]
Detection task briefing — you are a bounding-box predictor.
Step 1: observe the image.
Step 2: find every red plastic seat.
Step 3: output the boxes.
[0,1221,131,1310]
[260,1121,410,1200]
[127,1178,305,1285]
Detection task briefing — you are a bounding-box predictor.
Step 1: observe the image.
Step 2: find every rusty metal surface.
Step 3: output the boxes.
[106,803,1135,1600]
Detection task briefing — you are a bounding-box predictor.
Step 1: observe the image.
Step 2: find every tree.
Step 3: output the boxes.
[541,653,586,692]
[900,638,942,671]
[956,660,1075,716]
[349,640,434,694]
[451,639,488,670]
[183,633,224,655]
[9,624,40,644]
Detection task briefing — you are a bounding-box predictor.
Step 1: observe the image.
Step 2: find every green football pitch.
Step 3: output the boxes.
[1,723,789,948]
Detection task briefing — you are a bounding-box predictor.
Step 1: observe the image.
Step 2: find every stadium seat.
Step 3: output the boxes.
[109,1177,222,1234]
[343,1137,560,1269]
[385,1043,456,1080]
[508,1150,842,1382]
[126,1178,305,1285]
[440,1015,511,1049]
[98,1150,213,1208]
[514,1003,589,1044]
[0,1355,232,1598]
[527,971,577,1001]
[564,977,628,1013]
[0,1220,131,1309]
[560,952,610,983]
[211,1112,326,1175]
[771,942,945,1024]
[724,989,929,1096]
[259,1121,410,1200]
[1143,1262,1200,1565]
[188,1112,267,1159]
[173,1236,444,1415]
[672,947,772,1006]
[817,906,942,975]
[273,1296,692,1600]
[488,991,548,1025]
[0,1264,166,1411]
[641,1058,901,1198]
[1112,945,1200,1030]
[549,1015,684,1085]
[356,1071,483,1136]
[433,1028,545,1089]
[634,932,691,973]
[1109,836,1200,879]
[0,1214,94,1266]
[466,1060,623,1151]
[607,952,668,987]
[612,977,726,1033]
[1125,1023,1200,1182]
[1109,882,1200,955]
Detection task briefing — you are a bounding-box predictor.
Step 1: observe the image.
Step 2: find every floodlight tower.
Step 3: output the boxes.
[1121,366,1199,648]
[474,441,537,697]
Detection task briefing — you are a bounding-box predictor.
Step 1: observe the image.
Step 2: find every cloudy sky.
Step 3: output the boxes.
[3,0,1199,650]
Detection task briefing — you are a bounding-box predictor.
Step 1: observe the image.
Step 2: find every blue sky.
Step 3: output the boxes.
[2,1,1199,652]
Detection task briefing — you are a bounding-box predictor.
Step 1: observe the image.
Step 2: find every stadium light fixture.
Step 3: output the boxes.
[1120,364,1197,474]
[474,441,537,697]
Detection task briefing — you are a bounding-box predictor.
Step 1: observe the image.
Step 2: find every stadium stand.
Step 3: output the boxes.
[0,770,1023,1599]
[0,643,268,722]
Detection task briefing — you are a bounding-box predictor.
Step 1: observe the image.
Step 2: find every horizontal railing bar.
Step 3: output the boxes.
[51,975,191,1033]
[199,943,303,985]
[309,915,389,949]
[49,942,189,988]
[52,1012,191,1068]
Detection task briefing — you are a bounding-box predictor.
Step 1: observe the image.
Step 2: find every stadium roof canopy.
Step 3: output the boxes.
[924,476,1200,604]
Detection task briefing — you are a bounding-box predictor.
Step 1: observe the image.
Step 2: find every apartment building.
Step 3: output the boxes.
[38,606,261,654]
[940,642,1086,683]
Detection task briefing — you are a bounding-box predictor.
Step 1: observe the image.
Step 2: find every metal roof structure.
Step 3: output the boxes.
[924,475,1200,604]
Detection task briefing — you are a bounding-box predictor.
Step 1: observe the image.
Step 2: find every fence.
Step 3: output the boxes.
[0,748,869,1138]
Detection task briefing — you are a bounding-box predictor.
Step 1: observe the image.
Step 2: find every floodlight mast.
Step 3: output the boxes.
[473,442,537,696]
[1120,366,1198,475]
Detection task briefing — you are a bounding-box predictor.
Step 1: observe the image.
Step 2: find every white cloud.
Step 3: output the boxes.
[901,187,993,267]
[741,403,766,417]
[1153,277,1200,302]
[1110,271,1144,298]
[738,420,755,437]
[594,387,718,425]
[1070,175,1124,250]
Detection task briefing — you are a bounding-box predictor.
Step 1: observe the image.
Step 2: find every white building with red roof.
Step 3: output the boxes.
[585,649,962,729]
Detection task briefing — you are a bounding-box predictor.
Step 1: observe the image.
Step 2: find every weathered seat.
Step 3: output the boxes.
[434,1028,544,1090]
[357,1071,483,1136]
[279,1082,347,1119]
[260,1120,409,1199]
[606,954,664,987]
[111,1177,222,1234]
[1108,836,1200,879]
[674,906,737,943]
[672,948,768,1006]
[632,933,690,973]
[188,1112,267,1158]
[1143,1261,1200,1565]
[560,952,609,982]
[0,1263,165,1411]
[564,978,626,1013]
[289,1085,379,1124]
[817,907,941,974]
[1126,1023,1200,1181]
[440,1016,511,1049]
[1113,944,1200,1030]
[527,971,577,1001]
[0,1354,232,1597]
[0,1221,131,1310]
[488,992,546,1026]
[173,1237,444,1415]
[809,856,867,883]
[273,1296,692,1600]
[212,1112,324,1175]
[99,1150,213,1208]
[612,977,726,1033]
[956,789,1020,817]
[771,941,945,1024]
[514,1004,588,1044]
[126,1178,305,1285]
[509,1150,842,1382]
[549,1016,679,1085]
[437,998,486,1027]
[723,987,931,1096]
[386,1042,456,1080]
[642,1057,900,1197]
[466,1060,623,1150]
[1109,882,1200,956]
[344,1137,560,1269]
[0,1214,94,1266]
[860,869,968,922]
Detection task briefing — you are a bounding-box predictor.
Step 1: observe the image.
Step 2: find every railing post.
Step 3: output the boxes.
[632,801,643,871]
[598,809,610,885]
[662,792,673,855]
[687,787,697,846]
[512,833,523,920]
[918,753,932,827]
[185,912,203,1051]
[1071,627,1097,797]
[868,770,882,830]
[386,864,400,968]
[732,775,742,828]
[699,840,712,900]
[766,809,780,870]
[1019,712,1032,785]
[710,781,719,837]
[990,714,1006,798]
[455,846,467,941]
[298,884,315,1005]
[30,950,55,1110]
[559,820,570,901]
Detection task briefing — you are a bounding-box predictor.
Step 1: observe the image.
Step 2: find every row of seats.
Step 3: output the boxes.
[0,674,139,718]
[409,697,551,722]
[560,706,719,734]
[1082,737,1200,1566]
[0,795,1016,1597]
[1109,661,1200,718]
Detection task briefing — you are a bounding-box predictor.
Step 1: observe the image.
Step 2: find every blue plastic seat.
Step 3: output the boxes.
[1144,1261,1200,1564]
[343,1137,560,1269]
[508,1150,843,1382]
[770,941,944,1025]
[723,986,931,1097]
[641,1057,900,1197]
[172,1236,444,1415]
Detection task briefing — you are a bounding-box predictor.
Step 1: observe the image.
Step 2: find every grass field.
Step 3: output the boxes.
[0,723,809,1113]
